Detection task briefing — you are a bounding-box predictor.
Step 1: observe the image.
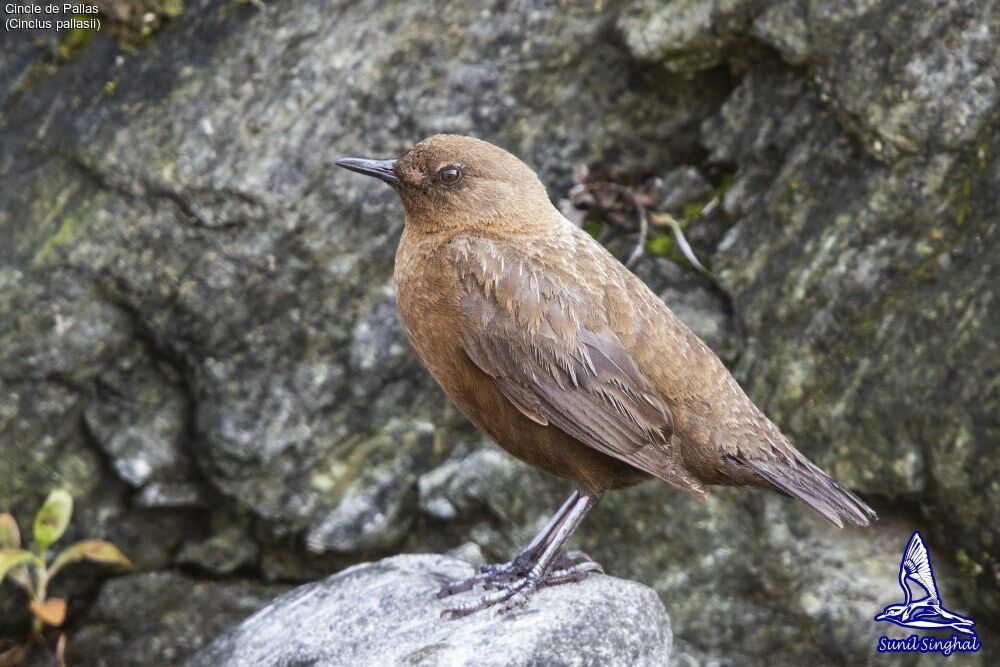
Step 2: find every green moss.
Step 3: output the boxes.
[648,172,734,264]
[17,0,188,92]
[106,0,187,49]
[16,24,96,94]
[955,548,984,578]
[645,228,699,267]
[16,62,57,94]
[805,383,828,406]
[681,201,705,221]
[898,145,988,286]
[804,65,819,85]
[33,216,81,264]
[856,314,876,337]
[57,20,100,61]
[642,171,737,268]
[849,287,905,345]
[645,234,672,257]
[583,218,604,239]
[948,140,993,231]
[955,185,973,227]
[103,76,122,95]
[718,173,735,192]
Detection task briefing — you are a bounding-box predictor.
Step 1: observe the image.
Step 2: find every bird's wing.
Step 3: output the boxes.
[901,532,940,601]
[448,236,704,494]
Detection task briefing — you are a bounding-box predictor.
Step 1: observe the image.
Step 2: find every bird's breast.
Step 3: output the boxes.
[394,236,466,375]
[392,232,646,490]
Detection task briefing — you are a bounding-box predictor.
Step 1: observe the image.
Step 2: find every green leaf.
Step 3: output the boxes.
[0,513,20,549]
[34,490,73,550]
[0,548,35,583]
[49,539,132,578]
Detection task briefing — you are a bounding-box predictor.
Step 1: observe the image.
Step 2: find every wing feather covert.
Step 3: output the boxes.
[449,236,704,494]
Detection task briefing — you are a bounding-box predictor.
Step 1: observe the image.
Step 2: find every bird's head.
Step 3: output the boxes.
[336,134,554,234]
[874,604,907,622]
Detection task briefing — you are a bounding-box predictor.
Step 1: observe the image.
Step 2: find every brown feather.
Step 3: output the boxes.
[450,236,704,494]
[387,134,875,525]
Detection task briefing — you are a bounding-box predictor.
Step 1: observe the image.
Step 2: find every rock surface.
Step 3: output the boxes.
[191,554,672,667]
[66,573,288,667]
[0,0,997,663]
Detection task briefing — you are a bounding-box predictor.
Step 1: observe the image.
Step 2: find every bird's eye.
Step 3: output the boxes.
[438,165,462,184]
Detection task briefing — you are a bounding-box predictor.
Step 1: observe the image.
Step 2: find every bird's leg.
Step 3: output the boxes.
[442,490,602,618]
[492,549,603,591]
[437,490,585,598]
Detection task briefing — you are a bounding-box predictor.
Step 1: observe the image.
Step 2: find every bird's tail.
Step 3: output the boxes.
[735,454,877,527]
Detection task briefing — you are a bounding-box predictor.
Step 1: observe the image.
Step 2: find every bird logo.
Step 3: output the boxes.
[874,532,977,637]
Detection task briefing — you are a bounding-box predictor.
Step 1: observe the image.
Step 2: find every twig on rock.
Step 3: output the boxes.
[650,212,711,277]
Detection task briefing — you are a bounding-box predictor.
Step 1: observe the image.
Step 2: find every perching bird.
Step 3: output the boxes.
[336,135,875,617]
[874,532,976,635]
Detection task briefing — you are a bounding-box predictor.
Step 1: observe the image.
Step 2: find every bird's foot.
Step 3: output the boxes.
[439,552,602,619]
[436,550,599,599]
[436,558,522,599]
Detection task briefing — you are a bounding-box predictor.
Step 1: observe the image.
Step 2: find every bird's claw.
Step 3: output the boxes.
[439,555,603,618]
[436,550,599,599]
[436,559,520,598]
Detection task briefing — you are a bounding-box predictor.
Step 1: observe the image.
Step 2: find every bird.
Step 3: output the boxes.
[336,134,876,617]
[874,532,976,636]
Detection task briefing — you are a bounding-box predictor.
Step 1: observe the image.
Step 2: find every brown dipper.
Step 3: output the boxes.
[336,135,875,617]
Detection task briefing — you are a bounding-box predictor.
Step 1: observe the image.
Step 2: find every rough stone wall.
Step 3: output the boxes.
[0,0,996,664]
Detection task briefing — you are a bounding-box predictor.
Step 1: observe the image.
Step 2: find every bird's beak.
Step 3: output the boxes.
[335,157,399,185]
[874,612,887,621]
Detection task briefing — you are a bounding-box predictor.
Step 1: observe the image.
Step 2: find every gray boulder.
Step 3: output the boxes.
[656,166,714,214]
[190,554,672,667]
[621,0,998,159]
[67,572,289,667]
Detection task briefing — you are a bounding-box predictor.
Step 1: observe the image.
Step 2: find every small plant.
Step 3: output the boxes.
[0,490,131,646]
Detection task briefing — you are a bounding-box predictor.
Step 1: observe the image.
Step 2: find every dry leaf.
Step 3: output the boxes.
[50,540,132,578]
[30,598,67,627]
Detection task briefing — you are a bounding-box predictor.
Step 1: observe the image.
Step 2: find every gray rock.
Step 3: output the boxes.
[657,165,714,214]
[1,0,998,661]
[704,62,1000,621]
[177,526,261,576]
[305,419,436,555]
[68,572,288,667]
[417,442,566,558]
[620,0,999,157]
[751,0,999,158]
[190,554,672,667]
[619,0,763,73]
[83,344,202,507]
